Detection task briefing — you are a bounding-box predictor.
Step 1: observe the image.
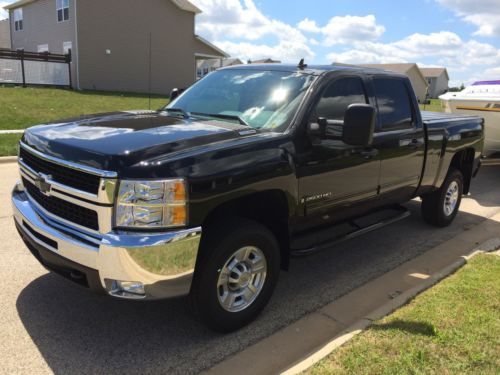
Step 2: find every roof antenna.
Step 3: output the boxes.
[298,58,307,70]
[148,31,152,111]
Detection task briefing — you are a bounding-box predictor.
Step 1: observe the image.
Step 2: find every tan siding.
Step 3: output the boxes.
[9,0,77,84]
[77,0,222,94]
[0,19,10,48]
[10,0,75,53]
[405,66,428,102]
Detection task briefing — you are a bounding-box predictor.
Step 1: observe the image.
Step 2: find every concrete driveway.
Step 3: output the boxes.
[1,162,499,374]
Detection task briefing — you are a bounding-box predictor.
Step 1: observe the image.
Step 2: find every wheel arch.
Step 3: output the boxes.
[199,190,292,270]
[449,148,475,194]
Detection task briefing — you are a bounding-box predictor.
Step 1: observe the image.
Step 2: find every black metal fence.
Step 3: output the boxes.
[0,48,72,88]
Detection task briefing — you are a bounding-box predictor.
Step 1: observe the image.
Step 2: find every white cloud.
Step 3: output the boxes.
[485,66,500,77]
[215,40,315,62]
[327,31,500,68]
[297,18,321,33]
[297,15,385,46]
[0,1,10,19]
[437,0,500,37]
[321,15,385,46]
[191,0,314,62]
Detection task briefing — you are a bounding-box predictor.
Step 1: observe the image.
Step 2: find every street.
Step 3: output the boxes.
[1,162,499,374]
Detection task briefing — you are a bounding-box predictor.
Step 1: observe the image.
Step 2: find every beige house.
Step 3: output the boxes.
[359,63,429,102]
[249,58,281,64]
[421,67,449,99]
[197,58,243,79]
[0,19,10,48]
[4,0,228,94]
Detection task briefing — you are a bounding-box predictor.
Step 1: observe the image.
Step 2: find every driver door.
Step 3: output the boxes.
[295,75,381,229]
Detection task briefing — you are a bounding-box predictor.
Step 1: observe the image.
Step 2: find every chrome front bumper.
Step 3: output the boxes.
[12,182,202,300]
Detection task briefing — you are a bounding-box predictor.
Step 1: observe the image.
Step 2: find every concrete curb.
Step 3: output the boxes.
[282,237,500,375]
[0,130,25,134]
[0,156,18,164]
[206,215,500,375]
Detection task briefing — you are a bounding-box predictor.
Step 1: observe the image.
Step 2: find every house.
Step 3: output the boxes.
[358,63,429,102]
[249,59,281,64]
[197,57,243,79]
[0,19,10,48]
[420,67,449,99]
[4,0,228,94]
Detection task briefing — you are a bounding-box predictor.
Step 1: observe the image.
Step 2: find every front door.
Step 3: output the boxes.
[295,74,381,230]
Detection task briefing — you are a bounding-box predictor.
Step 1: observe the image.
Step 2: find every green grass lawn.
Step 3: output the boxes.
[0,86,169,156]
[0,133,23,157]
[420,99,443,112]
[0,86,169,131]
[308,254,500,375]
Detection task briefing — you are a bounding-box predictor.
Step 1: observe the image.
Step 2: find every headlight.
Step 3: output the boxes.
[115,179,187,229]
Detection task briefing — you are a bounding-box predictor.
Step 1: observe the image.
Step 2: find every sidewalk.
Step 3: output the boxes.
[207,213,500,375]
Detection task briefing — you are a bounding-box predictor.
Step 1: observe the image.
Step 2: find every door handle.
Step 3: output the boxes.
[408,139,424,149]
[360,148,379,159]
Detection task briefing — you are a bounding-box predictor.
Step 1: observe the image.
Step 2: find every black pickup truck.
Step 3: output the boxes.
[12,63,484,332]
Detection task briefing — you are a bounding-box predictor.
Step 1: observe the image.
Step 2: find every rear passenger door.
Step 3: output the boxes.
[371,76,425,202]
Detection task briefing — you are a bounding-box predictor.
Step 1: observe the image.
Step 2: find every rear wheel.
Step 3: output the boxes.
[190,218,280,332]
[421,169,463,227]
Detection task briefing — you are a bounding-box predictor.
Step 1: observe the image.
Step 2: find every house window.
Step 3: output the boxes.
[14,8,23,31]
[63,41,72,54]
[37,44,49,53]
[57,0,70,22]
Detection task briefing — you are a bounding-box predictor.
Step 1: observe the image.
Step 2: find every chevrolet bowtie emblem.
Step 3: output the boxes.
[34,173,52,196]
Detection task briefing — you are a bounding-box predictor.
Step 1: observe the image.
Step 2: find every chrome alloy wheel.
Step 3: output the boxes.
[217,246,267,312]
[444,180,460,216]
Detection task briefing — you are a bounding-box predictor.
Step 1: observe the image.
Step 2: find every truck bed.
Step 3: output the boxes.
[421,110,482,125]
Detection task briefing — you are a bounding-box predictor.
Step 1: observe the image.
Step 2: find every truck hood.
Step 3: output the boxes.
[22,111,256,172]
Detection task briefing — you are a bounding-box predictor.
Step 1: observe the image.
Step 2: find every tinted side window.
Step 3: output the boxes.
[373,78,414,130]
[315,77,367,121]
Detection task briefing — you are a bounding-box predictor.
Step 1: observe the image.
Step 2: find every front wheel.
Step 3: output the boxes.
[190,218,280,332]
[421,169,464,227]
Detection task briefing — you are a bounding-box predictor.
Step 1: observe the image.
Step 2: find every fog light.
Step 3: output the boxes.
[107,280,146,299]
[118,281,145,294]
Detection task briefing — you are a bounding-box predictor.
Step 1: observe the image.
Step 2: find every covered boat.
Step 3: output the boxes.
[440,80,500,156]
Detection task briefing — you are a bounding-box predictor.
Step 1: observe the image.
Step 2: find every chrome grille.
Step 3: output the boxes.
[23,177,99,231]
[20,147,101,194]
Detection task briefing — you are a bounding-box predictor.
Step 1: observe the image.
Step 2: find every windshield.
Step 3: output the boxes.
[165,69,316,132]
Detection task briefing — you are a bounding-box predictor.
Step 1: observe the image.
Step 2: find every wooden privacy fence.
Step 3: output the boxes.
[0,48,72,88]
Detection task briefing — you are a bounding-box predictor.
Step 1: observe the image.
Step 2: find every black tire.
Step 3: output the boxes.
[421,169,464,227]
[190,217,280,333]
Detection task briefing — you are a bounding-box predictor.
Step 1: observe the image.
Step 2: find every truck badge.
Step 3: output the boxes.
[34,173,52,196]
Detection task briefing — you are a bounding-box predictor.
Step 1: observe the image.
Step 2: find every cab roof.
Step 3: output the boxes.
[220,63,407,78]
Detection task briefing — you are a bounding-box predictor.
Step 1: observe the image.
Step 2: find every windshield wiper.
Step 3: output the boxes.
[191,112,250,127]
[162,107,190,119]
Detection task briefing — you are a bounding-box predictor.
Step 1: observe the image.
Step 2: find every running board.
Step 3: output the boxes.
[290,206,411,257]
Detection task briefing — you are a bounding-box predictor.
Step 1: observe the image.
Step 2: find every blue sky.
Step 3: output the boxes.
[1,0,498,86]
[191,0,500,87]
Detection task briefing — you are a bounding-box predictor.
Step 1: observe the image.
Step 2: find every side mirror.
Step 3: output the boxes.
[307,117,327,138]
[170,88,180,101]
[342,104,376,146]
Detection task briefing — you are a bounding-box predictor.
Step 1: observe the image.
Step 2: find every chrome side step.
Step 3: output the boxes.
[290,206,411,257]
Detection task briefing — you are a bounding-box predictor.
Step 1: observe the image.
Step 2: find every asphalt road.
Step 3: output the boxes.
[1,162,499,374]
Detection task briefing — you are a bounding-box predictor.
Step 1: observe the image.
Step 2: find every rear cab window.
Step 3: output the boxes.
[372,77,415,131]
